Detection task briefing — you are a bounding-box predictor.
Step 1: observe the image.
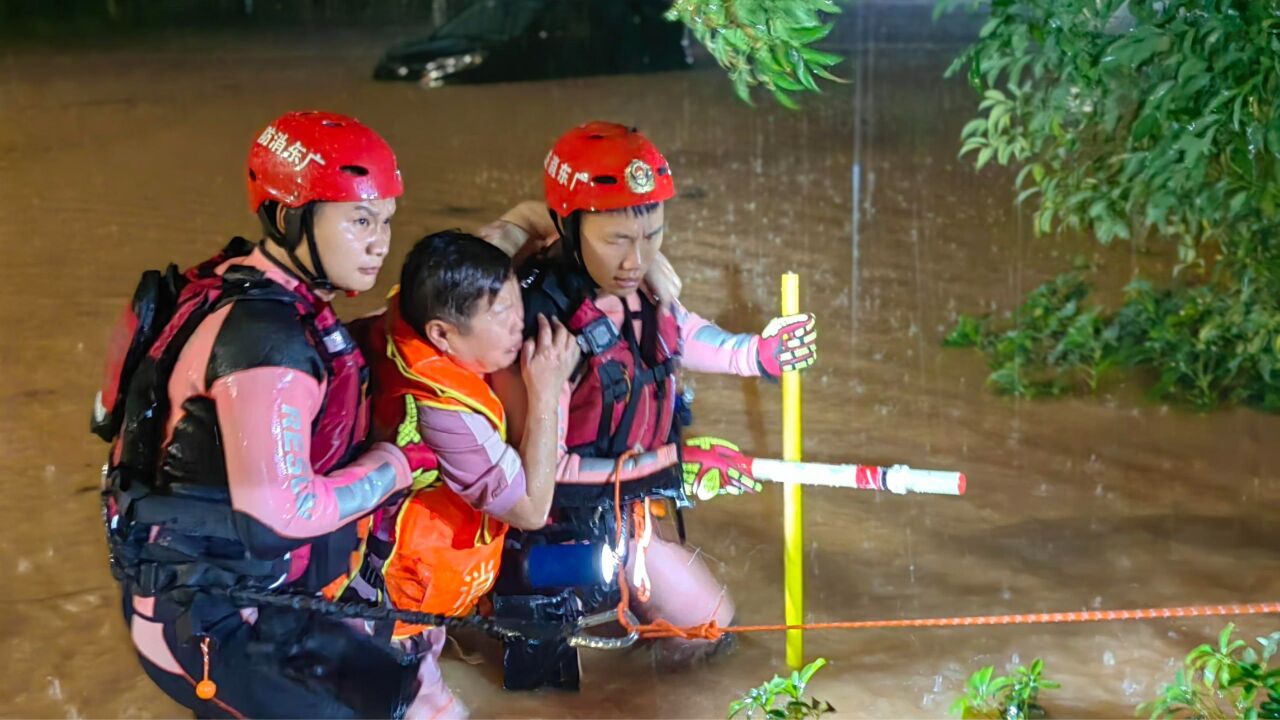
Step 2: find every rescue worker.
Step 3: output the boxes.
[334,231,580,718]
[477,199,684,308]
[489,122,819,690]
[95,111,441,718]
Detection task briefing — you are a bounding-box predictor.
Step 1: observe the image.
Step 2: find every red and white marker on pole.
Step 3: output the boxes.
[749,459,966,496]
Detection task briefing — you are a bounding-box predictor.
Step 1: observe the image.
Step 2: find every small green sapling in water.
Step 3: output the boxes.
[730,658,835,719]
[1139,623,1280,719]
[951,658,1059,720]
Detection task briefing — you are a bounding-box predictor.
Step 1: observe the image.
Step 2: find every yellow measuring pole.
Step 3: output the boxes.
[781,272,804,669]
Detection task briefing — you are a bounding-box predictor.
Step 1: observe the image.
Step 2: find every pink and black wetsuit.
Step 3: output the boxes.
[111,245,419,718]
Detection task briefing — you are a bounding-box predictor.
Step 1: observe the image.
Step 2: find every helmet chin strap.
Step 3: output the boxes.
[286,204,335,293]
[552,210,594,286]
[260,203,335,292]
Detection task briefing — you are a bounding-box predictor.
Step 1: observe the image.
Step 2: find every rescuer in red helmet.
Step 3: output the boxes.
[95,111,444,717]
[489,122,819,690]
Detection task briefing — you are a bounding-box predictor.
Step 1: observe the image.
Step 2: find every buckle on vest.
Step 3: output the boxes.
[320,325,356,356]
[597,362,630,403]
[136,562,171,596]
[577,317,620,356]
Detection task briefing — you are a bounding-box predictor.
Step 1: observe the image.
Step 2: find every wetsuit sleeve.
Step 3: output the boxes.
[211,366,412,543]
[672,299,762,377]
[552,381,680,484]
[418,404,528,517]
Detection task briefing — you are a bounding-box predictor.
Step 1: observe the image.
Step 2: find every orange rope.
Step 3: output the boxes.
[606,454,1280,642]
[631,603,1280,642]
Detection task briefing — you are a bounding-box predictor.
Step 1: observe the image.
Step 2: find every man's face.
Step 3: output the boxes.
[578,204,665,298]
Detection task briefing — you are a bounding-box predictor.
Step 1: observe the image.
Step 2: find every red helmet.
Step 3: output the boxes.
[247,111,403,211]
[543,122,675,217]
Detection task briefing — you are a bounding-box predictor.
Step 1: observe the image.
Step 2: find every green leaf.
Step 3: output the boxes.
[1103,32,1169,68]
[945,315,986,347]
[733,73,755,105]
[962,118,989,140]
[1221,624,1238,653]
[1260,634,1280,662]
[978,16,1001,39]
[960,138,988,156]
[1014,162,1035,188]
[1267,123,1280,160]
[796,58,818,92]
[811,65,848,83]
[798,659,828,686]
[774,74,805,92]
[790,23,833,45]
[721,28,750,50]
[770,87,800,110]
[989,103,1012,134]
[1230,191,1250,215]
[1132,113,1160,143]
[977,145,995,169]
[1149,79,1177,102]
[798,47,844,67]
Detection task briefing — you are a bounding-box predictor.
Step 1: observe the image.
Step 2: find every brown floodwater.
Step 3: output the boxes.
[2,20,1278,720]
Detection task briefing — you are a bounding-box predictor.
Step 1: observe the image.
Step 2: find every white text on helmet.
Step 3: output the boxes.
[258,126,327,173]
[544,151,590,191]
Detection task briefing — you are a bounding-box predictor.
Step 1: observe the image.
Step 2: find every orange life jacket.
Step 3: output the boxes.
[329,290,509,639]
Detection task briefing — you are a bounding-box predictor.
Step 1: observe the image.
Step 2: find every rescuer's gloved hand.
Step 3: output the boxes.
[682,436,761,501]
[757,313,817,378]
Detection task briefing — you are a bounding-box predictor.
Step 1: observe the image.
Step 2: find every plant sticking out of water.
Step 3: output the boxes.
[944,270,1122,398]
[665,0,847,109]
[1138,623,1280,719]
[935,0,1280,411]
[729,657,835,719]
[950,658,1060,720]
[945,266,1280,410]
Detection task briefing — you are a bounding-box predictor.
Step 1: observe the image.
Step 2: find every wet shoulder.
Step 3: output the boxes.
[206,297,325,385]
[518,259,591,338]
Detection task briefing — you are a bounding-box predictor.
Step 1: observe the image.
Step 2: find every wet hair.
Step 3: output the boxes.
[603,201,662,218]
[399,230,513,335]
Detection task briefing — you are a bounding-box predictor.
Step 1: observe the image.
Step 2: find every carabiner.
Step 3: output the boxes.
[566,607,640,650]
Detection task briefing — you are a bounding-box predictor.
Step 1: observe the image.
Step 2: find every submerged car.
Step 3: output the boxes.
[373,0,692,85]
